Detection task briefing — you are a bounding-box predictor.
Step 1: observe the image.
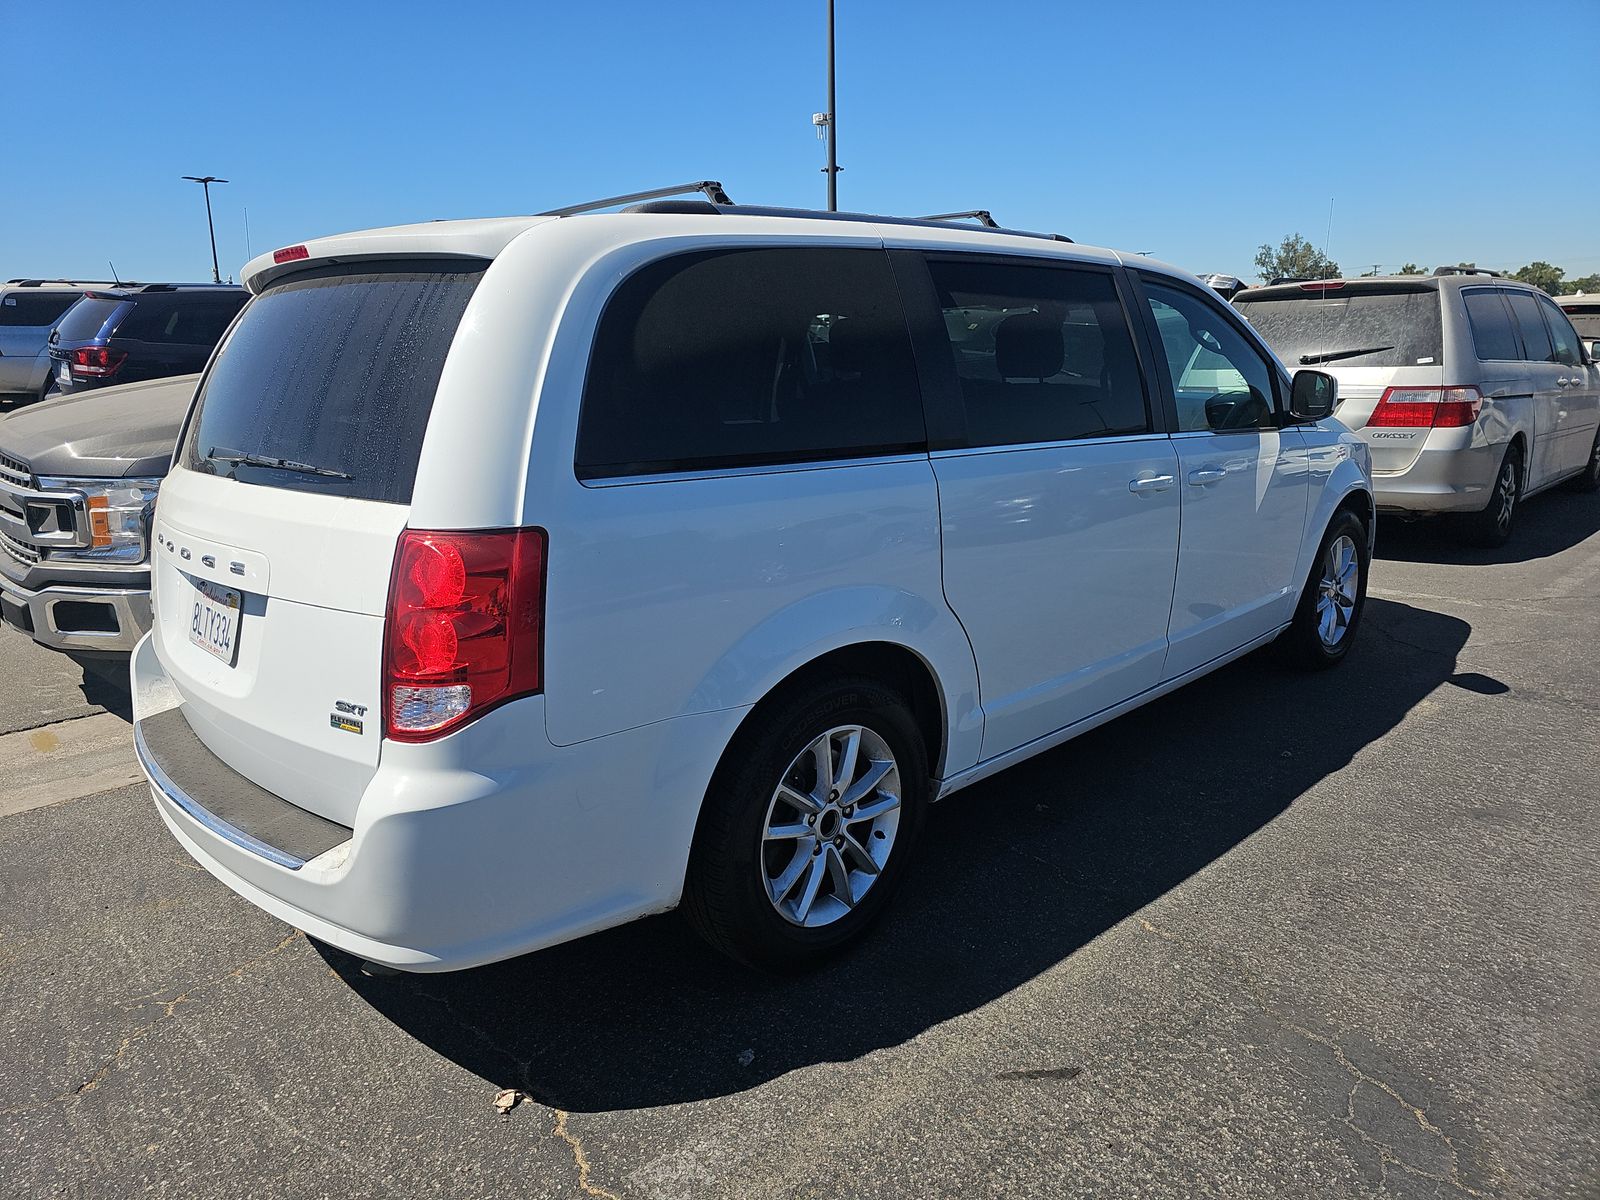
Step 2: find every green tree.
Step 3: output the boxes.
[1253,233,1341,283]
[1512,262,1565,294]
[1398,263,1427,276]
[1563,273,1600,295]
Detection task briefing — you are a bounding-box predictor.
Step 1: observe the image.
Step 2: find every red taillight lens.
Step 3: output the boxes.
[382,528,546,741]
[1368,386,1483,430]
[68,346,127,378]
[273,244,309,264]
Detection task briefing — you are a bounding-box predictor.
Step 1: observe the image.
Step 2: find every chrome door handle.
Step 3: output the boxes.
[1128,474,1176,494]
[1557,377,1572,387]
[1187,467,1228,486]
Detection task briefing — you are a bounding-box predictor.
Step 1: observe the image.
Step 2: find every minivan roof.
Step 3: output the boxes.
[241,194,1174,294]
[1239,274,1548,302]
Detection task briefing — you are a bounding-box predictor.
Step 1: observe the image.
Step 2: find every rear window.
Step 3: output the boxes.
[576,247,924,478]
[0,291,81,327]
[180,262,485,504]
[1235,288,1443,368]
[52,296,125,342]
[1559,303,1600,339]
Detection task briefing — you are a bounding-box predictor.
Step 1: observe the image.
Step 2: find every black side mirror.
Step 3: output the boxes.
[1289,370,1337,421]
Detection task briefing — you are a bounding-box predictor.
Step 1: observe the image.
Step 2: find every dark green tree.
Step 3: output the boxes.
[1398,263,1426,276]
[1253,233,1341,283]
[1512,262,1565,294]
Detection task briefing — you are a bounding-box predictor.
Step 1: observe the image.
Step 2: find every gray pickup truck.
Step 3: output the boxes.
[0,374,194,654]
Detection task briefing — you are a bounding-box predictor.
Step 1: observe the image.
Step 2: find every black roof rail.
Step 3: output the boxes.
[919,210,1000,228]
[1432,265,1502,278]
[4,278,122,287]
[540,180,734,218]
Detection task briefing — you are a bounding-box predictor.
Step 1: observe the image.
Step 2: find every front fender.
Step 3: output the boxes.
[1298,424,1376,574]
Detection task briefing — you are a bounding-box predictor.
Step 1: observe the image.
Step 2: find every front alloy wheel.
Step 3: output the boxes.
[1315,534,1360,649]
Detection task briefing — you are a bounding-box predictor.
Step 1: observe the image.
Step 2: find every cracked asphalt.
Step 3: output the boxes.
[3,492,1598,1199]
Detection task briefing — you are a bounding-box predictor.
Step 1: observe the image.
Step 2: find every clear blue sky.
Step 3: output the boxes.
[4,0,1596,285]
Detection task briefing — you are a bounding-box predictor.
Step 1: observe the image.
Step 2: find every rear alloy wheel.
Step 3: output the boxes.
[1281,510,1369,669]
[1567,427,1600,493]
[1460,444,1521,548]
[683,676,927,971]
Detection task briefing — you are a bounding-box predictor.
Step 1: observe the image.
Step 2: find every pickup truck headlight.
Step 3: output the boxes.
[36,477,162,563]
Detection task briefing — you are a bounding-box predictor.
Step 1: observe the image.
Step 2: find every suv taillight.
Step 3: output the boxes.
[382,528,546,742]
[68,346,127,379]
[1367,385,1483,429]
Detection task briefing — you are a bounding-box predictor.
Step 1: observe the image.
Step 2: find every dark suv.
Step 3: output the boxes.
[46,283,248,395]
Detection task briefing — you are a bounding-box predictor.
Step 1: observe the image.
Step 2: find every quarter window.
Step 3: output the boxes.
[576,247,924,478]
[1463,289,1521,362]
[923,259,1149,447]
[1506,291,1554,363]
[1144,281,1278,432]
[0,292,80,327]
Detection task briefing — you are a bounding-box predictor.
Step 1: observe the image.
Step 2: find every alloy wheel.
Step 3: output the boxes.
[1316,533,1360,648]
[1495,458,1518,534]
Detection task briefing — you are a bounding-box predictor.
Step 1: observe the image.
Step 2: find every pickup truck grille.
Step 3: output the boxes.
[0,529,42,566]
[0,453,30,490]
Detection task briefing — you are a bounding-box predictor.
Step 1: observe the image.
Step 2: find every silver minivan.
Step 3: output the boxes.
[1238,271,1600,545]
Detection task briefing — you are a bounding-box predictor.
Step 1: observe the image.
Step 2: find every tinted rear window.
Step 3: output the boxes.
[1235,289,1442,368]
[1505,292,1553,363]
[0,291,80,327]
[52,296,125,342]
[1463,289,1521,361]
[180,262,485,504]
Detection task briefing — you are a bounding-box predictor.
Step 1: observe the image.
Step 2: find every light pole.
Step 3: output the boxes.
[182,175,228,283]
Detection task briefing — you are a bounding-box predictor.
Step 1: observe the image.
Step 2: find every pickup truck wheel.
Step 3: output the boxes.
[1280,510,1368,670]
[1566,427,1600,493]
[683,676,927,972]
[1458,444,1521,547]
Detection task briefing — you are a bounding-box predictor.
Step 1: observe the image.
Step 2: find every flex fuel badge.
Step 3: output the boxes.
[331,700,367,735]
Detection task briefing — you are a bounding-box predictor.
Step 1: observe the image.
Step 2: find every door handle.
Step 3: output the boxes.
[1557,377,1572,387]
[1128,474,1176,494]
[1187,467,1228,486]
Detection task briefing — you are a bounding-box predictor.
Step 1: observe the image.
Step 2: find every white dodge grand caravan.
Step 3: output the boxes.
[132,188,1373,972]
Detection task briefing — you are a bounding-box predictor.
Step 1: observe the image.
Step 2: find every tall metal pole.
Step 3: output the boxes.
[825,0,838,211]
[183,176,229,283]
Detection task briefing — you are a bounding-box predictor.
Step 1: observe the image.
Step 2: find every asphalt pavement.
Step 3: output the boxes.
[2,491,1597,1199]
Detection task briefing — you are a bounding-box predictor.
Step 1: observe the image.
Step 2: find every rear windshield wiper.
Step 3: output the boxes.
[1299,345,1394,365]
[207,446,352,480]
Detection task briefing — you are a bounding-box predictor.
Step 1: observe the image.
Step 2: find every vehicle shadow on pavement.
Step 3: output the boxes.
[70,654,134,723]
[1375,488,1600,566]
[317,597,1477,1113]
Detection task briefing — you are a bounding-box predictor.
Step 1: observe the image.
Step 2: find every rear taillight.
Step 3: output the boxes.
[68,346,127,379]
[1368,385,1483,430]
[382,528,546,741]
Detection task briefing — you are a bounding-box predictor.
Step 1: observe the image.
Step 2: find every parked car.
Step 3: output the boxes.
[46,283,247,396]
[131,195,1371,974]
[0,279,114,406]
[0,374,195,653]
[1236,270,1600,546]
[1555,293,1600,358]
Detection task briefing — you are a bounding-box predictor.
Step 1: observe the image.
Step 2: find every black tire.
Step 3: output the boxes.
[682,675,928,971]
[1566,426,1600,493]
[1458,443,1522,548]
[1280,509,1369,670]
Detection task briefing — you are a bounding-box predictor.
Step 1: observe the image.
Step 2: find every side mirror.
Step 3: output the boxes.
[1289,370,1338,421]
[1587,338,1600,363]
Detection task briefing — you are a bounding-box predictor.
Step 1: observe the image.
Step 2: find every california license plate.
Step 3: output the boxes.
[188,577,241,665]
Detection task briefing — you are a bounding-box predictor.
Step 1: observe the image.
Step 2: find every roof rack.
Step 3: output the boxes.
[541,182,1072,243]
[3,278,123,287]
[540,180,735,218]
[918,210,1000,228]
[1432,265,1502,278]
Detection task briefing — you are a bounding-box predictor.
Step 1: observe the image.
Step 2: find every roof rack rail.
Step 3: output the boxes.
[918,210,1000,228]
[1432,265,1501,278]
[4,278,121,287]
[540,180,734,218]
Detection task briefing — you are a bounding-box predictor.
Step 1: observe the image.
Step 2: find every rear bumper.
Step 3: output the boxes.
[1371,437,1502,514]
[131,634,744,972]
[0,573,151,652]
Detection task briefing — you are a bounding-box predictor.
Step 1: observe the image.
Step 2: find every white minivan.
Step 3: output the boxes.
[132,191,1374,972]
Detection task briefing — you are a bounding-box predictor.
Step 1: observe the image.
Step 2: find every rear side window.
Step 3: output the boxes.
[118,293,247,345]
[1463,289,1521,361]
[180,262,485,504]
[924,259,1148,447]
[576,247,923,478]
[1236,288,1443,367]
[1505,292,1554,363]
[0,292,80,327]
[52,296,125,342]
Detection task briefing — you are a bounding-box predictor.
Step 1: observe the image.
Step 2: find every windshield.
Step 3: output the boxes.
[180,261,486,504]
[52,296,126,343]
[1236,289,1442,369]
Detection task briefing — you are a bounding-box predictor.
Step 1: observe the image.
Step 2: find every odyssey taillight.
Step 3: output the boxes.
[1368,386,1483,430]
[382,528,546,741]
[68,345,127,378]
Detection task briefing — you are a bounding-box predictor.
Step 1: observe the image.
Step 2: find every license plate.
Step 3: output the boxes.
[57,362,70,384]
[188,577,241,665]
